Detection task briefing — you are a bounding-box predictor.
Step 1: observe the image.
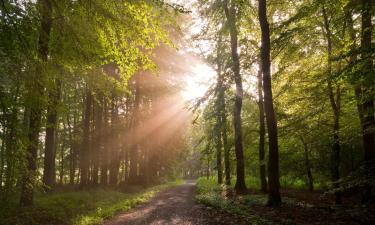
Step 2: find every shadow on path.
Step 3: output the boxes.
[103,180,244,225]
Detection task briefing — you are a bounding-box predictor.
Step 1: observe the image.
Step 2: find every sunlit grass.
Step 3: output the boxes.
[195,177,271,225]
[0,181,182,225]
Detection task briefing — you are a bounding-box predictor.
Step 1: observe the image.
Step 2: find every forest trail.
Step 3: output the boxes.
[103,180,245,225]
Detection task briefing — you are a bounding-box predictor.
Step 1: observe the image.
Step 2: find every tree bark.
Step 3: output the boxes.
[215,37,224,185]
[360,0,374,204]
[322,6,342,204]
[300,136,314,192]
[223,0,247,193]
[80,89,92,187]
[109,95,120,186]
[43,79,61,189]
[222,113,231,186]
[20,0,52,206]
[92,95,103,185]
[257,66,268,193]
[215,124,223,184]
[66,112,75,185]
[258,0,281,206]
[59,141,65,185]
[100,98,109,186]
[129,74,141,184]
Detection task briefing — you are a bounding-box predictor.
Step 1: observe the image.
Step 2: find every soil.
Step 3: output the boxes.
[103,181,375,225]
[103,180,247,225]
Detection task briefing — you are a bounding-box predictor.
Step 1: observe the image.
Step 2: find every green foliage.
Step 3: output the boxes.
[195,177,277,225]
[0,181,181,225]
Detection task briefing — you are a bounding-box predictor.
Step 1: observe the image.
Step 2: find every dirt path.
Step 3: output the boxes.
[103,181,246,225]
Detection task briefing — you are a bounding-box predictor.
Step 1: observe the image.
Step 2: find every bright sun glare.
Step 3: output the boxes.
[181,63,216,101]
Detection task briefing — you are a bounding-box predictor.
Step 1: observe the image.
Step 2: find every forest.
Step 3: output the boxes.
[0,0,374,225]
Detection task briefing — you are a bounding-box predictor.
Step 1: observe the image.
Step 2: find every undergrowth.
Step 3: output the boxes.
[195,177,298,225]
[0,180,182,225]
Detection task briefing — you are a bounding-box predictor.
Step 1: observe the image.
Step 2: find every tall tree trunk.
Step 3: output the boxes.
[322,6,342,204]
[123,95,131,182]
[3,103,18,197]
[257,66,268,193]
[206,151,210,179]
[20,0,52,206]
[215,37,224,185]
[360,0,374,204]
[100,99,109,186]
[92,95,103,185]
[124,145,129,181]
[258,0,281,206]
[59,141,65,185]
[0,127,4,193]
[216,35,231,185]
[215,124,223,184]
[80,89,92,187]
[43,79,61,189]
[129,74,141,184]
[222,113,230,186]
[300,136,314,192]
[109,96,120,186]
[223,0,247,193]
[66,112,75,185]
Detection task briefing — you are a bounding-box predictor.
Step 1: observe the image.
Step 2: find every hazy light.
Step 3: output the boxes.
[181,63,215,101]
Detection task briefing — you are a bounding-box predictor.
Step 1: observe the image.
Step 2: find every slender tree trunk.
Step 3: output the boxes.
[223,0,247,193]
[100,99,108,186]
[222,115,231,186]
[129,74,141,184]
[206,153,210,179]
[60,141,65,185]
[20,0,52,206]
[360,0,375,204]
[216,35,230,185]
[92,95,102,185]
[322,6,342,205]
[258,0,281,206]
[4,125,14,196]
[66,112,75,185]
[215,126,223,184]
[109,96,120,186]
[43,79,61,189]
[80,89,92,187]
[257,66,268,193]
[300,136,314,192]
[215,38,224,185]
[123,96,131,182]
[0,128,4,193]
[124,146,129,181]
[3,106,18,197]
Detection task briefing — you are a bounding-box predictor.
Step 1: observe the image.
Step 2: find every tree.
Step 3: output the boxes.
[359,0,374,203]
[258,0,281,206]
[322,4,342,205]
[223,0,247,194]
[43,77,61,189]
[20,0,52,206]
[80,89,92,187]
[257,65,267,193]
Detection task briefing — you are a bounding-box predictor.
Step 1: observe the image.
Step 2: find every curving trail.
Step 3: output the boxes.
[103,180,246,225]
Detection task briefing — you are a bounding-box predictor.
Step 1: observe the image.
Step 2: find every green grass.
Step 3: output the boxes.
[195,177,273,225]
[0,180,182,225]
[195,177,312,225]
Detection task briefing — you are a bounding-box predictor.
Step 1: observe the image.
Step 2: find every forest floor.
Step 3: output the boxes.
[2,180,374,225]
[195,178,375,225]
[103,180,246,225]
[0,181,181,225]
[103,179,375,225]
